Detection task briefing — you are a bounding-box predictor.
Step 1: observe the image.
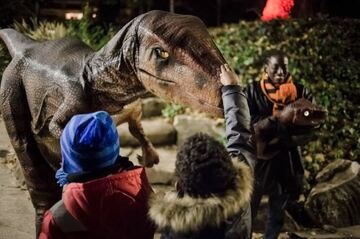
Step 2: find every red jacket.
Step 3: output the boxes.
[39,166,155,239]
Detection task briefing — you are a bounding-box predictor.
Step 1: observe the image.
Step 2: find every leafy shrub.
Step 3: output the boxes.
[161,104,185,118]
[211,18,360,181]
[66,3,116,50]
[14,19,68,41]
[12,4,116,50]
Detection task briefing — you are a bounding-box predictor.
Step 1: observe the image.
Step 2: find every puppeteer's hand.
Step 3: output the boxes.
[220,64,239,86]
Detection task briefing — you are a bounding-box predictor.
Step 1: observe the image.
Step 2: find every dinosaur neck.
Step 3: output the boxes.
[83,19,149,113]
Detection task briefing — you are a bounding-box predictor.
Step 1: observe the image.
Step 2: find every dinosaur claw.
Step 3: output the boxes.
[136,146,160,168]
[136,154,144,164]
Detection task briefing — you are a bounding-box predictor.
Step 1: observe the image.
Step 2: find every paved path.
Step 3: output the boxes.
[0,162,34,239]
[0,119,34,239]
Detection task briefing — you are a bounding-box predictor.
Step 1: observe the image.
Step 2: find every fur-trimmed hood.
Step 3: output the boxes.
[149,160,253,233]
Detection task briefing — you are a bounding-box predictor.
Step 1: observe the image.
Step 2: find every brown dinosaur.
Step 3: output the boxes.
[254,98,327,159]
[0,10,225,233]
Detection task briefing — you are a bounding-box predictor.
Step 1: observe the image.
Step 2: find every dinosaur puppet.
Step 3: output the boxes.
[0,10,226,232]
[254,98,327,159]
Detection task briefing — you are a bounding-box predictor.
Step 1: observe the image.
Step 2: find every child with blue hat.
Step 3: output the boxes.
[39,111,155,239]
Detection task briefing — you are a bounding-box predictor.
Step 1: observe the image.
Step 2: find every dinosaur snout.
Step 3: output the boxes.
[297,107,327,126]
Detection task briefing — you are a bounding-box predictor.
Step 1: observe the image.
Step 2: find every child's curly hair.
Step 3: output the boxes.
[176,133,237,198]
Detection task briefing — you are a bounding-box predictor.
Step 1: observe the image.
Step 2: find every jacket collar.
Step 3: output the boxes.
[149,161,253,233]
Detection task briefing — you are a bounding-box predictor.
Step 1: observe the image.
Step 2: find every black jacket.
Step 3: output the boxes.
[244,81,313,197]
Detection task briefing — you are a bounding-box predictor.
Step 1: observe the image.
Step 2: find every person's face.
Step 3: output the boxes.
[265,55,289,85]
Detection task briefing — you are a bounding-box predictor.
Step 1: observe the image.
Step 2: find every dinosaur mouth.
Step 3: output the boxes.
[139,68,176,85]
[139,68,223,117]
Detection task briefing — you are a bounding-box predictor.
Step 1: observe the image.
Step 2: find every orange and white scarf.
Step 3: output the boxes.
[260,73,297,116]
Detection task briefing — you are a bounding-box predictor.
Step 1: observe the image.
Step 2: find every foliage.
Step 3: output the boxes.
[161,104,185,118]
[14,19,68,41]
[12,4,116,50]
[66,3,116,50]
[211,18,360,182]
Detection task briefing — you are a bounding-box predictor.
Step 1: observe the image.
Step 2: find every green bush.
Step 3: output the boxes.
[66,3,116,50]
[161,104,185,118]
[211,18,360,181]
[12,4,116,50]
[14,19,68,40]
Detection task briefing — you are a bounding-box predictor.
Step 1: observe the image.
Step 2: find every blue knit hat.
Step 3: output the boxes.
[55,111,120,186]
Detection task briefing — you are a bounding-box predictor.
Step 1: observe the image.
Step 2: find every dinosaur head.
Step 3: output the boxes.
[292,98,327,126]
[135,11,225,117]
[279,98,327,127]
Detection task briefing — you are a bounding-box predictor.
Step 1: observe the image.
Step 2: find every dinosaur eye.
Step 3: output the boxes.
[304,111,310,117]
[154,48,169,59]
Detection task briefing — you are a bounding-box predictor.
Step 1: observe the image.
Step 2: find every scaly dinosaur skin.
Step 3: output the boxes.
[0,10,226,233]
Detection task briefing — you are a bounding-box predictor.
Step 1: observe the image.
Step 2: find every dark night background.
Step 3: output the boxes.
[0,0,359,28]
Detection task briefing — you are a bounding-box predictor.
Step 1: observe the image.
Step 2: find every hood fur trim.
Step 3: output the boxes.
[149,160,253,233]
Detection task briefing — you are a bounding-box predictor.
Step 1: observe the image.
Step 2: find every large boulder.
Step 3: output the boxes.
[305,159,360,227]
[291,225,360,239]
[173,115,225,146]
[117,118,177,146]
[141,97,167,118]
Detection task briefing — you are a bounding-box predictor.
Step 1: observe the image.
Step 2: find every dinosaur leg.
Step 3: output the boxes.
[0,68,61,236]
[129,117,160,167]
[112,100,160,167]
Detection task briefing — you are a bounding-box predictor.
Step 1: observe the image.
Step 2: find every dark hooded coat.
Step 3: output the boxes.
[149,161,253,239]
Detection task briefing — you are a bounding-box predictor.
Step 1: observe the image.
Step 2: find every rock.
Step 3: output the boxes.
[117,118,177,146]
[305,159,360,227]
[120,147,134,157]
[128,146,177,185]
[142,97,167,118]
[173,115,225,146]
[290,225,360,239]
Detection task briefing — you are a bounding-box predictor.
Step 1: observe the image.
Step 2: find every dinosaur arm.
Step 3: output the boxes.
[49,85,88,138]
[49,105,70,138]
